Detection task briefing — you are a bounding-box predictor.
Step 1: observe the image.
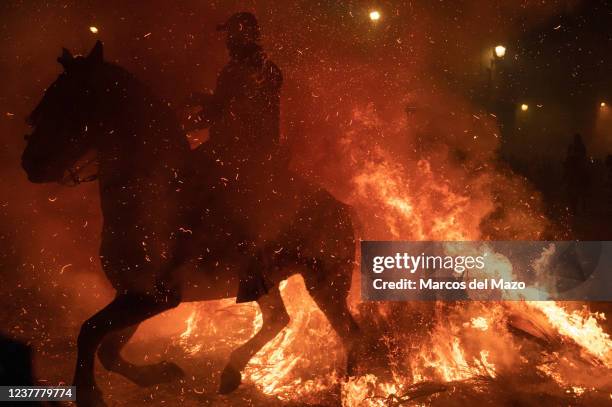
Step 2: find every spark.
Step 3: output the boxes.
[369,10,381,21]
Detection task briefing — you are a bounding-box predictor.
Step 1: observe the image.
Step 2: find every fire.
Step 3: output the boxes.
[176,277,342,402]
[178,308,203,355]
[242,278,342,401]
[351,149,483,240]
[342,375,402,407]
[175,275,611,405]
[470,316,489,331]
[172,154,611,404]
[529,301,612,365]
[420,337,480,381]
[171,103,610,405]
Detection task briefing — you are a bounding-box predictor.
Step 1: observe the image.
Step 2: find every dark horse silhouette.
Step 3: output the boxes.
[21,41,359,407]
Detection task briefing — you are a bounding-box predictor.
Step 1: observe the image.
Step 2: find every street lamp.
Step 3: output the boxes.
[369,10,381,21]
[494,45,506,58]
[486,45,507,114]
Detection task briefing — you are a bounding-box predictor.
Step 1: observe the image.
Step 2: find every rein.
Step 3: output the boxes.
[60,156,99,186]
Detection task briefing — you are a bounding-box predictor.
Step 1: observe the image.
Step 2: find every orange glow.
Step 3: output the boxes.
[169,105,608,406]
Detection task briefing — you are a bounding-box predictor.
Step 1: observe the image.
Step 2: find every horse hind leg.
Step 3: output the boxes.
[73,292,182,407]
[218,285,289,394]
[97,324,184,387]
[305,261,361,376]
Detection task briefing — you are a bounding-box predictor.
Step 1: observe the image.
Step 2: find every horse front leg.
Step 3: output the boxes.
[219,286,289,394]
[73,292,181,407]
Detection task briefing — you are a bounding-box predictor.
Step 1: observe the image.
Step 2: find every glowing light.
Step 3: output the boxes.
[601,102,607,108]
[369,10,381,21]
[521,103,529,112]
[89,26,99,34]
[494,45,506,58]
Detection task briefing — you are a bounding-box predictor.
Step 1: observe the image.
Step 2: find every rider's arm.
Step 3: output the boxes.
[264,60,283,93]
[196,66,235,127]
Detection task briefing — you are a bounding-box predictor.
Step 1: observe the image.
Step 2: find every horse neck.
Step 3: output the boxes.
[94,79,191,216]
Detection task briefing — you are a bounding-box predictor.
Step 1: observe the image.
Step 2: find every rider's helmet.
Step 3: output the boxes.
[217,12,261,45]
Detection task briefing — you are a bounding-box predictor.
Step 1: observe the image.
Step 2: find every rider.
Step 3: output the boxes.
[189,12,284,303]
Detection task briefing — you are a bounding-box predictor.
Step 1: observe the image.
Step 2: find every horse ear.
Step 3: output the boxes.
[87,40,104,64]
[57,47,74,70]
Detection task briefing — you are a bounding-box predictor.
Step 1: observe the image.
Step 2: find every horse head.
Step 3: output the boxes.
[22,41,106,183]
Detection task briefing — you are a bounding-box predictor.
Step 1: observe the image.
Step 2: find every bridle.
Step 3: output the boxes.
[60,155,99,186]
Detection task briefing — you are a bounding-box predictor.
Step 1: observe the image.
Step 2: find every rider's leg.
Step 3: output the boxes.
[236,242,270,303]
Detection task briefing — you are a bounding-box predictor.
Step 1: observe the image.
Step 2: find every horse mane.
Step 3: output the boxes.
[99,61,187,145]
[81,59,196,217]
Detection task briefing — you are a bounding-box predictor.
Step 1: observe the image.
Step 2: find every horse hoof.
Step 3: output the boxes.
[131,361,185,387]
[218,365,242,394]
[75,385,107,407]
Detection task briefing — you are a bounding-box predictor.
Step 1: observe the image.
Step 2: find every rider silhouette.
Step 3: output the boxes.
[192,12,282,166]
[190,12,283,302]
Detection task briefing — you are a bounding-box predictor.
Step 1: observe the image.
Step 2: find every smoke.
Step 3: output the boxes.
[0,0,582,387]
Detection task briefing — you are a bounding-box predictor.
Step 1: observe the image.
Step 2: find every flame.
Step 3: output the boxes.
[175,279,611,405]
[178,307,203,355]
[530,301,612,365]
[176,276,342,402]
[470,316,489,331]
[242,278,342,401]
[171,104,610,405]
[172,145,611,404]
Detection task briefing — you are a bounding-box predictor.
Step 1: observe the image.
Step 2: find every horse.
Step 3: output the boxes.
[21,41,359,407]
